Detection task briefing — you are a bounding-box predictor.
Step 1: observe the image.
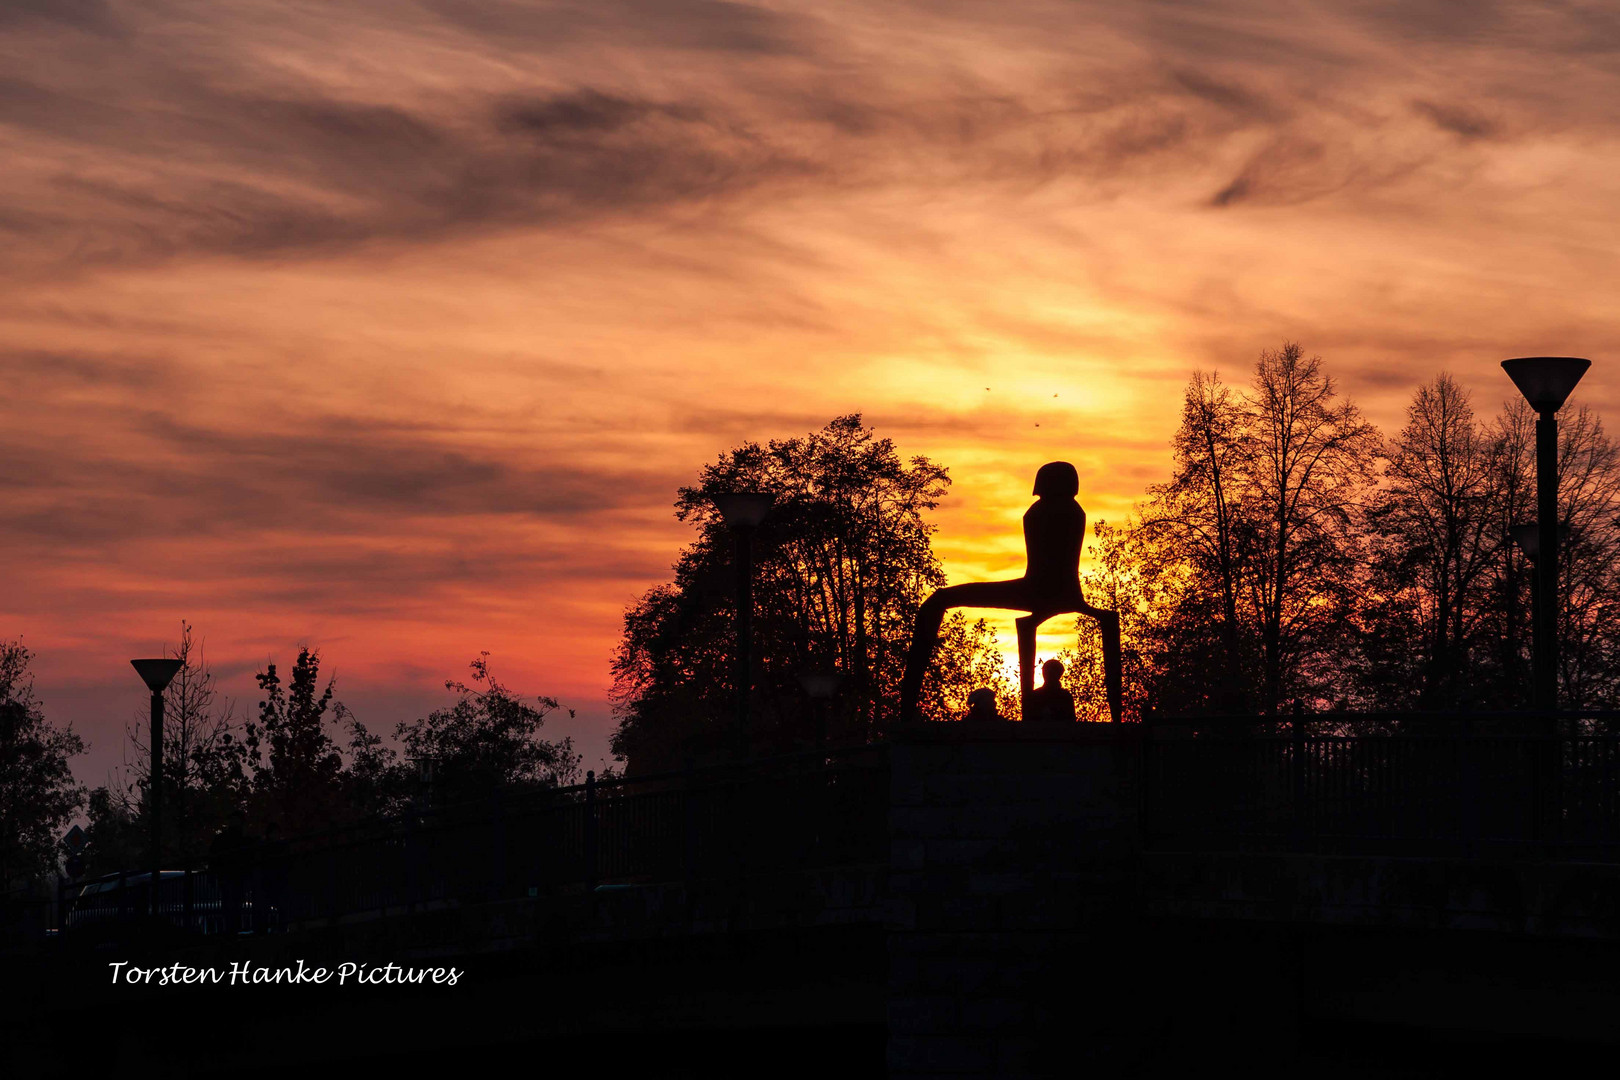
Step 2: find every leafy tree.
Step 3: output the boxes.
[247,647,347,835]
[1137,371,1253,707]
[390,654,581,806]
[1062,521,1157,721]
[611,414,1007,770]
[80,785,144,880]
[918,614,1019,723]
[0,641,85,895]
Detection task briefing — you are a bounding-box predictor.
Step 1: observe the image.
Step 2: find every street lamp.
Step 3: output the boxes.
[798,672,843,747]
[1502,357,1590,718]
[131,657,183,915]
[712,491,772,755]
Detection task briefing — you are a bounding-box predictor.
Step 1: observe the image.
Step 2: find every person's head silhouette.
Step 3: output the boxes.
[1041,658,1064,688]
[1032,461,1079,500]
[965,687,1002,722]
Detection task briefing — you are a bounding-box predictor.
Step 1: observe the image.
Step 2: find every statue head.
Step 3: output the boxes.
[1032,461,1079,499]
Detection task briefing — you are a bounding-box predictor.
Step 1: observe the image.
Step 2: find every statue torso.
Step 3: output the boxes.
[1022,498,1084,595]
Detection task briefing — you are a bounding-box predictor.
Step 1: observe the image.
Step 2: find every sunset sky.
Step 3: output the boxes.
[5,1,1619,787]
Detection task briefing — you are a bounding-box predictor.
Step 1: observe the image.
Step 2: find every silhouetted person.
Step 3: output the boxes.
[964,687,1004,723]
[900,462,1123,722]
[1026,659,1077,723]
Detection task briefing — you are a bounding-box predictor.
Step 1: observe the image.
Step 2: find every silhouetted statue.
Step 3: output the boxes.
[964,687,1004,723]
[900,462,1123,723]
[1026,658,1077,723]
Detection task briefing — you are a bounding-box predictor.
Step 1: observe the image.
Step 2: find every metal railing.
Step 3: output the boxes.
[59,744,890,936]
[1143,713,1620,857]
[58,869,242,935]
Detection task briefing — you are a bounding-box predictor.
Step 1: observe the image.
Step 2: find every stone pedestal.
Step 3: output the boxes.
[885,723,1143,1077]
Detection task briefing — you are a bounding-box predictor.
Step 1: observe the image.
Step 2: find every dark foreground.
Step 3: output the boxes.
[12,722,1620,1077]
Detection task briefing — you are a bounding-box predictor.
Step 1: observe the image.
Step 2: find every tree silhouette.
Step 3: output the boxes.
[247,647,347,835]
[102,621,249,860]
[611,414,1011,770]
[1097,346,1620,719]
[390,654,581,806]
[0,641,85,896]
[1543,403,1620,712]
[1245,343,1381,711]
[85,622,251,874]
[1351,388,1620,714]
[1127,344,1378,714]
[1360,377,1509,708]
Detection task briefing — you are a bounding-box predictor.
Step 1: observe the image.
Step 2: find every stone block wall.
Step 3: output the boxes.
[885,723,1145,1078]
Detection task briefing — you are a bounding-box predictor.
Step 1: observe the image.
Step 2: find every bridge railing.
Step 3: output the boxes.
[1143,713,1620,857]
[59,744,890,936]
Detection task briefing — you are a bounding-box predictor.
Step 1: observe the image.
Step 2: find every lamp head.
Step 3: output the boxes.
[712,491,772,528]
[130,658,183,693]
[1502,356,1591,415]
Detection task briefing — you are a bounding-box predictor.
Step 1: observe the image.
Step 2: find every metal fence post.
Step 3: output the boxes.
[682,755,696,886]
[1140,713,1155,847]
[1532,728,1553,851]
[1461,718,1479,857]
[327,848,339,920]
[406,815,419,913]
[584,770,598,892]
[1548,725,1563,850]
[491,788,508,900]
[1291,709,1307,850]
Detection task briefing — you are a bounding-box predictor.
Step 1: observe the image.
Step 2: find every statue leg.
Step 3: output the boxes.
[900,581,1034,722]
[1090,608,1123,723]
[1016,615,1040,720]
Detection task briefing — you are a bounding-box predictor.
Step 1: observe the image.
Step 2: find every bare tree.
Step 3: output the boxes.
[1548,405,1620,709]
[1243,343,1380,711]
[1138,371,1251,706]
[117,621,245,858]
[1129,344,1379,714]
[1366,375,1502,706]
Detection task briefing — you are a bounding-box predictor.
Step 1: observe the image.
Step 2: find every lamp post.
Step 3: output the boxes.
[713,491,772,756]
[1501,357,1590,719]
[799,672,843,748]
[131,657,183,916]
